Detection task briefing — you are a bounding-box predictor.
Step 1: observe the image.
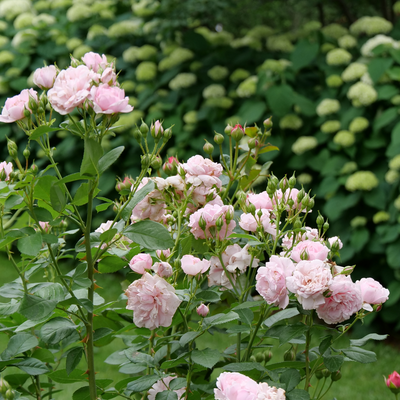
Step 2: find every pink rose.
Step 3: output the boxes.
[197,304,209,317]
[48,65,97,115]
[89,84,133,114]
[222,244,258,274]
[328,236,343,250]
[152,261,173,278]
[214,372,259,400]
[386,371,400,390]
[316,275,363,324]
[286,259,333,310]
[151,120,164,138]
[100,67,117,85]
[81,52,108,72]
[257,382,286,400]
[125,272,181,330]
[239,210,276,237]
[290,240,329,263]
[33,65,57,90]
[156,248,171,260]
[148,375,185,400]
[0,89,38,123]
[181,255,210,276]
[239,213,258,232]
[129,253,152,274]
[356,277,389,309]
[38,221,50,233]
[247,191,274,210]
[183,155,223,177]
[95,220,114,233]
[0,161,13,181]
[208,257,236,290]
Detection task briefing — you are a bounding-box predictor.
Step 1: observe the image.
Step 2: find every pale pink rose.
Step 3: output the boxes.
[148,375,185,400]
[187,175,222,205]
[151,120,163,138]
[33,65,57,90]
[0,161,13,181]
[328,236,343,250]
[0,89,38,123]
[356,277,389,307]
[38,221,50,233]
[257,382,286,400]
[81,52,108,72]
[286,259,333,310]
[166,175,185,191]
[188,204,235,240]
[239,213,258,232]
[156,249,171,260]
[223,244,258,273]
[152,261,173,278]
[89,84,133,114]
[282,228,320,251]
[48,65,97,114]
[214,372,259,400]
[239,210,276,237]
[131,196,166,223]
[183,155,223,177]
[197,304,209,317]
[100,67,117,85]
[247,191,274,210]
[129,253,152,274]
[181,255,210,276]
[208,257,236,290]
[95,220,114,233]
[290,240,329,263]
[125,272,181,330]
[316,275,363,324]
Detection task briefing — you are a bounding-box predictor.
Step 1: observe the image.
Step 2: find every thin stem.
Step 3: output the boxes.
[317,380,333,400]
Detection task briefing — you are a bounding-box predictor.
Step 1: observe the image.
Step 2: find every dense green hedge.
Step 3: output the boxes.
[1,0,400,329]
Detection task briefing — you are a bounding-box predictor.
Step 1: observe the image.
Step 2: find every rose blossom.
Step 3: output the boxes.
[222,244,258,273]
[152,261,173,278]
[257,382,286,400]
[156,248,171,260]
[33,65,57,90]
[208,257,236,290]
[148,375,185,400]
[356,277,389,310]
[0,88,38,123]
[89,84,133,114]
[48,65,97,115]
[316,275,363,324]
[214,372,259,400]
[100,67,117,85]
[129,253,152,274]
[0,161,13,181]
[197,304,209,317]
[38,221,50,233]
[286,259,333,310]
[125,272,181,330]
[81,52,108,72]
[256,255,295,309]
[328,236,343,250]
[181,255,210,276]
[290,240,329,263]
[386,371,400,390]
[183,155,223,177]
[239,210,276,237]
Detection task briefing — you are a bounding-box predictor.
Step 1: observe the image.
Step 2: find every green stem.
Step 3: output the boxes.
[317,380,333,400]
[237,321,241,362]
[304,312,313,391]
[146,331,155,375]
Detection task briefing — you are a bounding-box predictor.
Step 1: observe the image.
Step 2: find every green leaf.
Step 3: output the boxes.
[318,336,332,356]
[386,242,400,268]
[31,207,53,222]
[203,311,240,327]
[169,377,186,390]
[196,290,221,303]
[32,348,55,363]
[279,323,308,345]
[286,389,310,400]
[350,229,370,253]
[40,317,77,344]
[121,180,155,221]
[368,57,394,83]
[66,347,84,376]
[223,362,265,372]
[80,138,103,177]
[341,347,377,363]
[94,327,113,342]
[0,301,20,316]
[119,364,147,374]
[48,369,88,383]
[14,358,49,375]
[124,220,174,250]
[73,183,90,206]
[34,283,65,301]
[72,386,91,400]
[126,375,160,392]
[1,333,38,360]
[350,333,388,347]
[99,229,118,244]
[373,107,398,132]
[180,332,202,347]
[290,39,319,71]
[264,308,300,328]
[50,183,66,213]
[237,100,267,124]
[245,127,258,137]
[265,84,295,117]
[323,355,344,372]
[191,348,220,369]
[98,256,128,273]
[233,300,265,310]
[98,146,125,174]
[280,369,301,392]
[377,84,398,100]
[19,294,57,320]
[17,232,43,256]
[29,125,59,141]
[4,194,24,210]
[156,391,178,400]
[33,176,58,202]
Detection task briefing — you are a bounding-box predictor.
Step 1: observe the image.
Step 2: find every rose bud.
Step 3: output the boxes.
[196,304,209,317]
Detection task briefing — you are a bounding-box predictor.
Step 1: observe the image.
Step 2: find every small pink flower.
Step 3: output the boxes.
[0,89,38,123]
[95,220,114,233]
[197,304,209,317]
[356,277,389,309]
[183,155,223,177]
[290,240,329,263]
[257,382,286,400]
[328,236,343,250]
[33,65,57,90]
[81,52,108,72]
[222,244,258,274]
[316,275,363,324]
[181,255,210,276]
[156,248,171,260]
[0,161,13,181]
[151,120,164,138]
[100,67,117,85]
[163,156,180,176]
[129,253,152,274]
[38,221,50,233]
[125,272,181,330]
[239,210,276,237]
[214,372,259,400]
[386,371,400,390]
[148,375,185,400]
[208,257,236,290]
[89,84,133,114]
[152,261,173,278]
[247,191,274,210]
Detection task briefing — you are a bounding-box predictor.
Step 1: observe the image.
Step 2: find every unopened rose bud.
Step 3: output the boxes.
[116,176,133,192]
[0,377,10,394]
[163,156,179,176]
[139,120,149,134]
[315,370,324,380]
[249,355,256,362]
[279,176,289,192]
[28,96,38,112]
[231,124,244,142]
[301,194,310,208]
[7,138,18,159]
[287,198,294,208]
[297,188,305,203]
[247,203,256,215]
[23,148,30,159]
[322,369,331,378]
[141,154,151,167]
[196,304,209,317]
[37,107,44,114]
[263,117,273,130]
[215,215,224,231]
[30,164,38,175]
[374,304,382,312]
[133,128,142,143]
[214,133,224,145]
[236,190,246,205]
[23,109,31,118]
[263,350,273,362]
[151,155,162,169]
[255,353,265,363]
[288,175,296,188]
[203,140,214,155]
[248,137,260,149]
[199,215,207,231]
[225,208,233,224]
[163,127,172,142]
[152,261,173,278]
[5,389,14,400]
[316,213,324,229]
[386,371,400,394]
[331,370,342,381]
[151,120,163,140]
[323,221,329,233]
[293,219,302,230]
[308,197,315,210]
[224,124,233,135]
[283,348,296,361]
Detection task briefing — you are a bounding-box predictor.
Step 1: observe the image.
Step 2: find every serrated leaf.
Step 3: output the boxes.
[47,369,87,383]
[280,369,301,392]
[191,348,220,369]
[279,323,308,345]
[286,389,310,400]
[1,333,38,360]
[98,256,127,273]
[121,180,155,221]
[341,347,377,363]
[14,358,49,375]
[318,336,332,356]
[80,138,103,177]
[29,125,59,141]
[19,294,57,320]
[323,355,344,372]
[195,290,221,303]
[50,184,66,212]
[72,386,90,400]
[66,347,84,375]
[156,391,178,400]
[350,333,388,347]
[203,311,240,327]
[223,362,265,372]
[98,146,124,175]
[180,332,201,347]
[40,317,77,344]
[264,308,300,328]
[17,232,43,257]
[126,375,160,392]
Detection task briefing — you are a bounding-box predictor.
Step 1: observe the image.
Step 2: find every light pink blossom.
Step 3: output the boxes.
[290,240,329,263]
[0,161,13,181]
[239,210,276,237]
[156,249,171,260]
[356,277,389,309]
[0,89,38,123]
[286,259,333,310]
[95,220,114,233]
[89,84,133,114]
[316,275,363,324]
[152,261,173,278]
[222,244,258,273]
[197,304,209,317]
[38,221,50,233]
[125,272,181,330]
[48,65,97,114]
[257,382,286,400]
[214,372,259,400]
[33,65,57,90]
[183,155,223,177]
[81,52,108,72]
[181,255,210,276]
[328,236,343,250]
[208,257,236,290]
[129,253,152,274]
[148,375,185,400]
[247,191,274,210]
[100,67,117,85]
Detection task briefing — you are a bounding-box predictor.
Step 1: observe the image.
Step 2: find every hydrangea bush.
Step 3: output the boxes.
[0,53,390,400]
